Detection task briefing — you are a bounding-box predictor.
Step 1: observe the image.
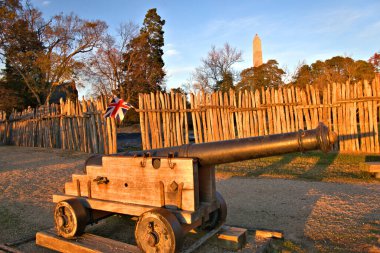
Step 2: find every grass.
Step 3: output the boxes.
[216,151,380,183]
[266,239,306,253]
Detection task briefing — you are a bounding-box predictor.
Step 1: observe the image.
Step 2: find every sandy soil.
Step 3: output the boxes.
[0,146,379,252]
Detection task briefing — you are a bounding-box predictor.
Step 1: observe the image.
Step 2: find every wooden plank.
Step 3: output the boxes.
[289,86,296,132]
[219,92,226,140]
[336,83,345,151]
[223,92,231,139]
[366,162,380,172]
[371,79,380,153]
[255,89,264,136]
[183,224,223,253]
[255,229,283,239]
[271,88,279,134]
[65,178,197,212]
[201,91,210,143]
[352,83,359,151]
[301,87,311,130]
[183,94,189,144]
[282,87,291,133]
[179,93,184,145]
[159,92,168,147]
[146,93,155,149]
[244,90,250,137]
[140,94,149,150]
[143,94,152,149]
[364,80,375,152]
[0,244,23,253]
[53,194,199,224]
[210,93,217,141]
[217,226,247,250]
[78,157,198,211]
[235,91,242,138]
[187,225,247,252]
[36,229,141,253]
[195,93,203,143]
[295,87,303,131]
[206,93,213,141]
[250,91,258,137]
[375,77,380,153]
[278,88,287,133]
[229,89,236,138]
[165,93,173,147]
[265,88,273,134]
[309,85,318,128]
[156,92,164,148]
[357,82,366,152]
[190,94,198,144]
[342,82,349,151]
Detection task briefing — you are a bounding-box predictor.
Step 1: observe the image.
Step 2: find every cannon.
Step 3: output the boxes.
[52,123,336,253]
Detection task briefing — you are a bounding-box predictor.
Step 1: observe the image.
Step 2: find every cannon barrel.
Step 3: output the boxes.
[126,123,337,167]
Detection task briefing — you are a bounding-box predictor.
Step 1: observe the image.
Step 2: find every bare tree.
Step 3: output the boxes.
[83,21,139,97]
[192,43,242,92]
[1,1,107,104]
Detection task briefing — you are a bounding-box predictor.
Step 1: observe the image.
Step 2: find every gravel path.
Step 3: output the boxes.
[218,177,380,252]
[0,146,379,252]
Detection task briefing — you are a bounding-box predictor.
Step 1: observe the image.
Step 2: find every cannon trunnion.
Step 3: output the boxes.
[52,123,336,253]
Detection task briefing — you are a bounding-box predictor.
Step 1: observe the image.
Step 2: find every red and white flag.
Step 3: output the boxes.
[104,97,133,121]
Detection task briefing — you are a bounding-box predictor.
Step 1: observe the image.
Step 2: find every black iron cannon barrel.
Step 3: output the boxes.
[125,122,337,167]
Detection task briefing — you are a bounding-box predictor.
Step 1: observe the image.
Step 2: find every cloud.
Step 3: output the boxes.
[164,44,180,57]
[165,49,179,56]
[42,1,50,6]
[166,66,194,77]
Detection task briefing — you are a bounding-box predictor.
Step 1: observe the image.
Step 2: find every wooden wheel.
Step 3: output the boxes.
[204,191,227,230]
[135,208,184,253]
[54,199,88,238]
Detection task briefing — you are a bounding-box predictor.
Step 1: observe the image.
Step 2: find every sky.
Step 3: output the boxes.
[29,0,380,93]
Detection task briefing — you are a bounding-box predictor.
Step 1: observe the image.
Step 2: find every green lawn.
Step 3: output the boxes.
[216,151,380,183]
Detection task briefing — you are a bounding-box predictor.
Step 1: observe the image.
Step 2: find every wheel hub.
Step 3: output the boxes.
[57,215,68,227]
[146,232,159,247]
[135,208,184,253]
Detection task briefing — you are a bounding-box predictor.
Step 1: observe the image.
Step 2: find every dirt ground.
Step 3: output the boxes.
[0,145,379,252]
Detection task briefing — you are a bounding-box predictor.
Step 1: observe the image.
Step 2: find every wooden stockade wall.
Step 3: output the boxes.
[0,97,117,154]
[139,78,380,153]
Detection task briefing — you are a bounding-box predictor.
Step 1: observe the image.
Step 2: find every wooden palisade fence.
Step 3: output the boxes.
[0,97,117,154]
[139,78,380,153]
[1,78,379,154]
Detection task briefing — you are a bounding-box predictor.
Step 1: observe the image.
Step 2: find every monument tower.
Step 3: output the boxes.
[253,34,263,67]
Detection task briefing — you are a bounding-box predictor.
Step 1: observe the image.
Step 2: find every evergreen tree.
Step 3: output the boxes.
[141,8,166,86]
[121,8,166,104]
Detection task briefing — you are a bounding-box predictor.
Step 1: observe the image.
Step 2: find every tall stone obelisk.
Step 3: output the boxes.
[253,34,263,67]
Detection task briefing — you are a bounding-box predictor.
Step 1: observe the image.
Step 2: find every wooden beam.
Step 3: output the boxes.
[0,244,23,253]
[366,162,380,178]
[217,226,247,250]
[36,229,141,253]
[52,194,199,224]
[255,229,284,239]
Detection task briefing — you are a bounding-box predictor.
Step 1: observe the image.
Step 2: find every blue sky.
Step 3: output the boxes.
[30,0,380,92]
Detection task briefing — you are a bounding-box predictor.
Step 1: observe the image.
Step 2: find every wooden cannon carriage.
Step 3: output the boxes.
[52,123,336,253]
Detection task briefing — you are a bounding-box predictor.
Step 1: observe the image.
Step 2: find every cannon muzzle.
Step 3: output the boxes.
[125,122,337,167]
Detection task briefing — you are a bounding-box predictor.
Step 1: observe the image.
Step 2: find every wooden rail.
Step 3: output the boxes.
[139,78,380,153]
[0,96,117,154]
